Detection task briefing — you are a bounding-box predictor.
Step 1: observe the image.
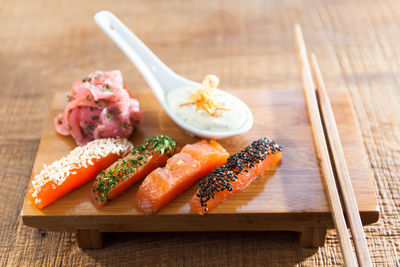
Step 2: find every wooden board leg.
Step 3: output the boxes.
[299,227,327,248]
[76,229,103,249]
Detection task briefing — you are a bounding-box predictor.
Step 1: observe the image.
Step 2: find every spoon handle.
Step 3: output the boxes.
[94,11,192,100]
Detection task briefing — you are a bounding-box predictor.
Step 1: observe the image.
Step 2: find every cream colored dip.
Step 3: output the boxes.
[167,87,247,132]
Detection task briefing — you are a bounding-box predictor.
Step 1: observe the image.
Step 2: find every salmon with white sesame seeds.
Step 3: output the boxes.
[28,138,133,209]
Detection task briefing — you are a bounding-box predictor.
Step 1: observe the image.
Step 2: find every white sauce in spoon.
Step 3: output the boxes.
[167,87,247,132]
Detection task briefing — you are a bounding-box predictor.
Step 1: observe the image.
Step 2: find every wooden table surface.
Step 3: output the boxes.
[1,0,399,266]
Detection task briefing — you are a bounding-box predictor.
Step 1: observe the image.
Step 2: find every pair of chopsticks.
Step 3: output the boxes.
[294,24,372,267]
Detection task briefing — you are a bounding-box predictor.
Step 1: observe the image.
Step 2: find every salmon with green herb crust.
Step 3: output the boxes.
[28,138,133,209]
[190,137,282,215]
[90,135,177,208]
[133,140,229,214]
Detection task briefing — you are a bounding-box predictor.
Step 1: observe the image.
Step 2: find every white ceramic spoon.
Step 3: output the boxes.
[94,11,253,139]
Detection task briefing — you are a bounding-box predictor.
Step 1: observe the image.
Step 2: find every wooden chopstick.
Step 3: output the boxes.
[294,24,357,267]
[310,54,372,267]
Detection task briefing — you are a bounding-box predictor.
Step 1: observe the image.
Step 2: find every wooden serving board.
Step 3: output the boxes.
[21,89,379,249]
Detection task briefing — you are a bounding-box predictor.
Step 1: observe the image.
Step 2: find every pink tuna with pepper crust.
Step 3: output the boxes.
[54,70,142,146]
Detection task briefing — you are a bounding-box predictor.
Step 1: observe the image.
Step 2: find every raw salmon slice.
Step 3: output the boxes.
[190,137,282,215]
[134,140,229,214]
[90,135,177,208]
[28,138,133,209]
[181,140,230,178]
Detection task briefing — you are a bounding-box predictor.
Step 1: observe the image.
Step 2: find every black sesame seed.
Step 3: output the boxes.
[195,137,282,210]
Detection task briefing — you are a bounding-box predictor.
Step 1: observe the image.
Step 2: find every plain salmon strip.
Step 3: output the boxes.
[190,137,282,215]
[28,138,133,209]
[90,135,177,208]
[134,140,229,214]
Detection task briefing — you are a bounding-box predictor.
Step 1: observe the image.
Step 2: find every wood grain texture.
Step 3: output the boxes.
[21,90,377,240]
[1,0,399,265]
[299,227,327,248]
[76,229,103,249]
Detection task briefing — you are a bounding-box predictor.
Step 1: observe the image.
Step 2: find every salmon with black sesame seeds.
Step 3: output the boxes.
[190,137,282,215]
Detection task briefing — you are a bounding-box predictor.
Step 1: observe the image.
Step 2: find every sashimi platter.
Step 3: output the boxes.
[28,70,281,215]
[21,12,379,249]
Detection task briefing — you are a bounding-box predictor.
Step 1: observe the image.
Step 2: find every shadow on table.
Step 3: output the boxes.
[82,231,317,266]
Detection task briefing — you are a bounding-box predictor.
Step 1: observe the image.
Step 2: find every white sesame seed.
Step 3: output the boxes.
[31,138,133,201]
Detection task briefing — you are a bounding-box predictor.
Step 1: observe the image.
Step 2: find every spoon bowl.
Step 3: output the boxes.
[94,11,253,139]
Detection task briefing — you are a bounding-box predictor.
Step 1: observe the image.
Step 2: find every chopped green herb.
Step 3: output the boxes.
[82,77,91,82]
[91,115,99,120]
[92,135,177,202]
[86,124,94,131]
[101,84,114,92]
[106,113,113,119]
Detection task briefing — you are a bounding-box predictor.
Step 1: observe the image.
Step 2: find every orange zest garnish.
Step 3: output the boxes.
[179,75,230,117]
